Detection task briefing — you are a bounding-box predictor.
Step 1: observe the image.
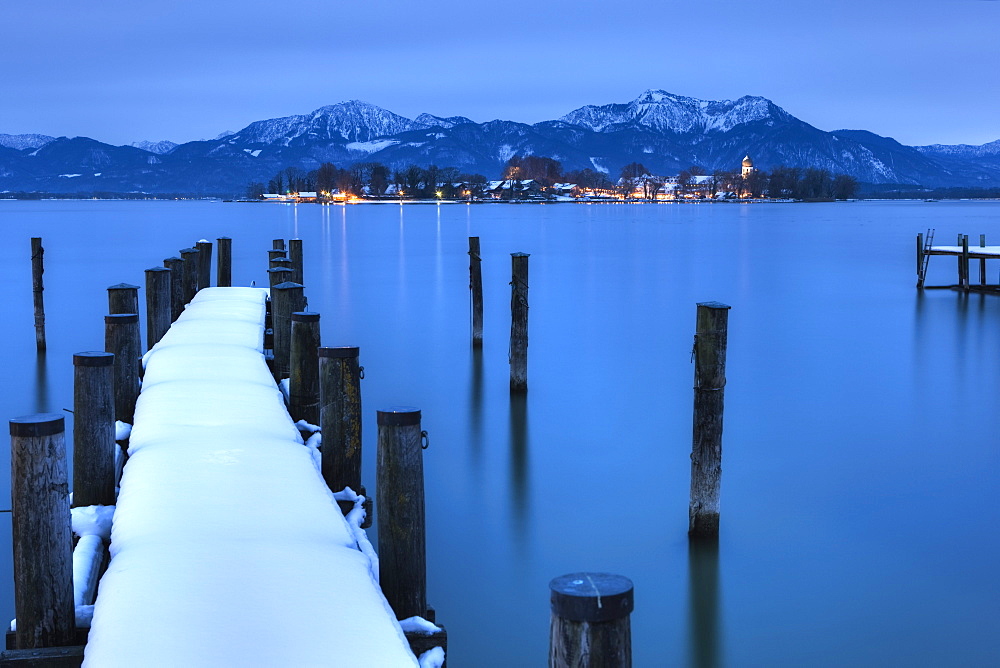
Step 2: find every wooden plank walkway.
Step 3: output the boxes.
[83,287,418,666]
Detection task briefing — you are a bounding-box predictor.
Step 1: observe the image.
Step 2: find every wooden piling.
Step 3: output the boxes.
[376,407,427,620]
[289,312,321,425]
[273,239,286,251]
[961,235,970,291]
[72,352,116,508]
[690,302,730,537]
[289,238,303,285]
[217,236,232,287]
[195,240,213,290]
[105,314,141,424]
[469,237,483,348]
[30,237,46,352]
[549,573,634,668]
[267,249,286,264]
[179,247,200,304]
[107,283,140,315]
[980,234,987,286]
[9,414,75,649]
[144,266,171,350]
[163,257,185,322]
[270,282,305,380]
[268,266,293,289]
[319,347,363,493]
[270,256,293,271]
[510,252,530,392]
[916,233,923,284]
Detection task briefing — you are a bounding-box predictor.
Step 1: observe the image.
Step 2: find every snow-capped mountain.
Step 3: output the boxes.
[414,113,475,129]
[915,139,1000,157]
[0,133,55,151]
[230,101,423,146]
[128,140,178,154]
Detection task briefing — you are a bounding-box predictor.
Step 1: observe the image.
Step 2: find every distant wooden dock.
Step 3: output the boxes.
[916,231,1000,293]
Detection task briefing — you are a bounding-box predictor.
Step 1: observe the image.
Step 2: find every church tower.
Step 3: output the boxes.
[741,155,754,177]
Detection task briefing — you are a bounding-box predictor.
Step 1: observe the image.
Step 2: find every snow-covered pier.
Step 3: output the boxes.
[81,287,420,666]
[916,231,1000,292]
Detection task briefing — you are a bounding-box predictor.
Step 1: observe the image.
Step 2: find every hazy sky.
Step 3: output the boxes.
[3,0,998,147]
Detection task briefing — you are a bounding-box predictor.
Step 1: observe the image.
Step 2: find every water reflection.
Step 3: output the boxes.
[508,393,530,527]
[34,351,49,413]
[688,536,722,668]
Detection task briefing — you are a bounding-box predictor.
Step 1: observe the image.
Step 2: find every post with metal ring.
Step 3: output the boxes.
[549,573,634,667]
[376,407,427,620]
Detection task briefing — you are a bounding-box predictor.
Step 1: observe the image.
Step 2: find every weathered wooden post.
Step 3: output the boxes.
[145,266,171,350]
[271,256,293,272]
[980,234,987,286]
[9,414,75,649]
[510,252,530,392]
[690,302,731,537]
[163,256,185,322]
[107,282,139,315]
[267,249,286,265]
[268,266,293,289]
[195,239,213,290]
[270,282,305,380]
[30,237,46,352]
[469,237,483,348]
[72,352,115,508]
[217,236,232,287]
[273,238,286,251]
[289,312,321,425]
[288,238,304,285]
[916,233,924,287]
[319,347,362,493]
[179,247,200,304]
[961,234,970,291]
[105,314,141,424]
[376,407,427,620]
[549,573,634,668]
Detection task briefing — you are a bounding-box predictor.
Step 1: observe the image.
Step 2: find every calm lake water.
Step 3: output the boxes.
[1,199,998,666]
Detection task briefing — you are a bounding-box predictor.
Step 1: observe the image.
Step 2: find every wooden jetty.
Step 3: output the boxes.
[916,230,1000,293]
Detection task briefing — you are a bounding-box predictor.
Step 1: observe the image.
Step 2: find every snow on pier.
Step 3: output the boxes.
[84,287,417,667]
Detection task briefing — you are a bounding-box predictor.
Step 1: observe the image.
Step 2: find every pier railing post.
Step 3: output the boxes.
[179,247,200,304]
[289,238,303,285]
[470,237,483,348]
[270,282,305,380]
[107,282,140,315]
[72,352,116,508]
[105,314,141,424]
[549,573,634,668]
[510,252,530,392]
[319,347,362,493]
[289,312,321,425]
[376,407,427,621]
[196,240,213,290]
[9,414,75,649]
[30,237,46,352]
[163,256,185,322]
[145,266,171,350]
[217,236,232,287]
[690,302,731,538]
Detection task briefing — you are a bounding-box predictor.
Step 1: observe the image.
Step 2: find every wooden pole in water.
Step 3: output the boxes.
[916,233,924,288]
[980,234,987,286]
[217,236,232,287]
[273,238,286,251]
[289,312,321,425]
[72,352,115,508]
[319,346,363,493]
[268,266,293,289]
[9,413,75,649]
[30,237,46,352]
[105,314,141,424]
[690,302,730,538]
[376,407,427,620]
[179,247,200,303]
[510,252,530,392]
[195,240,212,290]
[270,256,293,271]
[469,237,483,348]
[549,573,634,668]
[163,256,185,322]
[961,235,970,291]
[144,266,171,350]
[289,238,303,285]
[270,281,305,380]
[267,249,286,265]
[107,283,140,315]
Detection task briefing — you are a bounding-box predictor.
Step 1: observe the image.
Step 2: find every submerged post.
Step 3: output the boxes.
[549,573,634,668]
[163,256,185,322]
[376,407,427,620]
[690,302,730,537]
[105,314,141,424]
[72,352,116,508]
[195,240,213,290]
[289,238,304,285]
[9,414,75,649]
[217,236,232,287]
[179,247,200,304]
[319,347,362,493]
[510,252,530,392]
[145,266,171,350]
[289,312,321,425]
[30,237,46,352]
[270,282,305,380]
[470,237,483,348]
[108,282,140,315]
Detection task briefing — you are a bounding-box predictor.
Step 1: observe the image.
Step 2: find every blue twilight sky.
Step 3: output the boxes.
[3,0,998,148]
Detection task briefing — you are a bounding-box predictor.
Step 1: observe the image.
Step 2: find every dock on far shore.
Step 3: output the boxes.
[916,231,1000,293]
